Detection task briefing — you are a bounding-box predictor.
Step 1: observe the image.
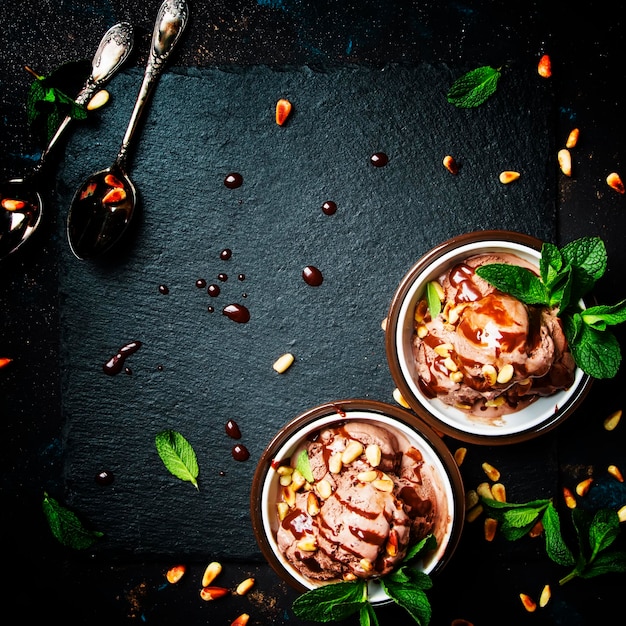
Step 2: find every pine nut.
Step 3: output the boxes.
[365,443,382,467]
[341,441,364,464]
[202,561,222,587]
[272,352,295,373]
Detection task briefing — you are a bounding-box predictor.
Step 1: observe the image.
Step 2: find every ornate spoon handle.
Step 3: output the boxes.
[117,0,189,169]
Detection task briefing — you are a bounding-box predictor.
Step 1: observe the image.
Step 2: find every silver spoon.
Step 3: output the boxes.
[0,21,134,261]
[66,0,189,261]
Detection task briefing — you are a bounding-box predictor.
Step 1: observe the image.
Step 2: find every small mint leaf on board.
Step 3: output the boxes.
[42,492,103,549]
[474,264,548,305]
[446,66,501,108]
[481,497,551,540]
[402,533,437,563]
[292,580,367,622]
[578,550,626,579]
[296,449,314,483]
[155,429,199,489]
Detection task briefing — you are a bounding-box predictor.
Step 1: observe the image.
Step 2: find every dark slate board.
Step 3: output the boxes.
[54,64,555,560]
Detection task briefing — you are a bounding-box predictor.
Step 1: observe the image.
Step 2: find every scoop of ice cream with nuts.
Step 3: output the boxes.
[274,420,440,583]
[413,252,576,417]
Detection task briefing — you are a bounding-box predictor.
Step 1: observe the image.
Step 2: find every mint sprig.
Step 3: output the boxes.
[481,497,626,585]
[446,66,502,108]
[474,236,626,378]
[292,534,437,626]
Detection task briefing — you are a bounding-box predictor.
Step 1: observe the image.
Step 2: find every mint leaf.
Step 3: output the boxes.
[382,575,432,626]
[426,282,442,318]
[446,66,501,108]
[42,492,103,549]
[540,242,564,286]
[563,319,622,379]
[588,509,620,560]
[578,550,626,579]
[561,236,607,283]
[481,497,551,540]
[581,300,626,330]
[296,449,314,483]
[292,580,367,622]
[542,502,576,567]
[474,264,548,305]
[155,430,200,489]
[359,602,380,626]
[403,533,437,563]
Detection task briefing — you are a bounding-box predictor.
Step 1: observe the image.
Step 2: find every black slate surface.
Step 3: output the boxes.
[55,63,555,559]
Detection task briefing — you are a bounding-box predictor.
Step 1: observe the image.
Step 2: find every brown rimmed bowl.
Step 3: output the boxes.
[250,399,465,604]
[385,230,593,445]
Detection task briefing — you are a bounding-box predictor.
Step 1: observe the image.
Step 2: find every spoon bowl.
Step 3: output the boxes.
[0,22,133,261]
[67,0,189,261]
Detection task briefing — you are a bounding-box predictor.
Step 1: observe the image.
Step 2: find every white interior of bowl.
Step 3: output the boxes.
[394,239,588,438]
[260,409,457,604]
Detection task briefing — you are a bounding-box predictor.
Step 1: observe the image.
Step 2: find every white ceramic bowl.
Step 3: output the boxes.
[250,399,465,604]
[385,230,593,445]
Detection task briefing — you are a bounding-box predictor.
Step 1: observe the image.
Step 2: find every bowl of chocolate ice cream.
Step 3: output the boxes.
[385,230,593,445]
[250,399,464,603]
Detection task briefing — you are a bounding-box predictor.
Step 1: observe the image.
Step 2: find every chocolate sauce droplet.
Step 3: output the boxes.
[157,364,164,371]
[238,273,245,281]
[220,248,232,260]
[158,284,169,295]
[322,200,337,215]
[207,284,220,297]
[370,152,389,167]
[208,305,215,313]
[196,278,207,288]
[225,419,242,439]
[232,443,250,461]
[95,470,114,486]
[103,341,142,375]
[217,273,228,282]
[224,172,243,189]
[302,265,323,286]
[223,303,250,323]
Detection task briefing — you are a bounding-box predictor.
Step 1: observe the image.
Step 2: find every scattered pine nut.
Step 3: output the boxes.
[604,409,622,431]
[235,577,255,596]
[465,503,483,522]
[200,586,230,601]
[276,98,292,125]
[201,561,222,587]
[476,481,493,500]
[273,352,295,373]
[618,505,626,523]
[443,155,459,175]
[520,592,537,612]
[565,128,579,148]
[231,614,250,626]
[575,477,594,497]
[608,464,624,482]
[392,387,410,408]
[454,447,467,466]
[381,317,387,331]
[451,620,474,626]
[484,517,498,541]
[499,171,520,184]
[0,357,13,368]
[607,172,625,194]
[87,89,110,110]
[491,482,506,502]
[528,519,544,538]
[465,489,479,510]
[482,462,501,481]
[537,54,552,78]
[1,198,26,211]
[166,564,186,584]
[563,486,577,509]
[558,148,572,176]
[539,584,551,608]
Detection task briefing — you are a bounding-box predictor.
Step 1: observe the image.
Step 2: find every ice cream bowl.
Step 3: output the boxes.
[250,399,465,604]
[385,230,593,445]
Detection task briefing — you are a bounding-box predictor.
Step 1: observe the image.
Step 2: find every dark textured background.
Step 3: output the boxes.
[1,1,625,625]
[57,63,553,558]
